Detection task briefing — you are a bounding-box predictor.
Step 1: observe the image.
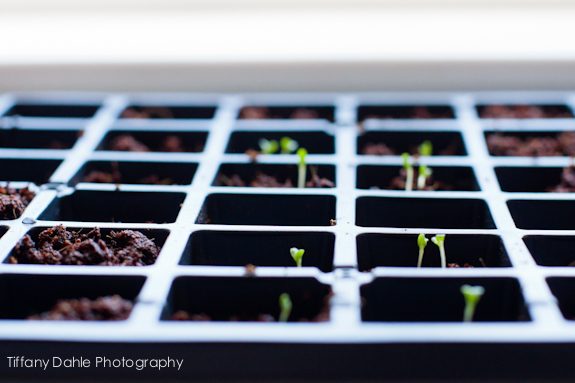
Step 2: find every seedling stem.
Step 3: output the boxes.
[297,148,308,188]
[402,152,414,192]
[417,165,433,190]
[460,284,485,322]
[279,293,292,322]
[417,233,429,268]
[290,247,305,267]
[431,234,446,268]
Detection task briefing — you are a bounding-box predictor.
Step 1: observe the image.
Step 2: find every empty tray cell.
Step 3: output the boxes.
[99,130,208,152]
[163,276,331,322]
[71,161,198,186]
[214,163,335,188]
[508,200,575,230]
[0,158,62,185]
[357,165,479,191]
[477,104,573,119]
[120,105,216,119]
[38,190,185,223]
[485,131,575,157]
[0,274,145,320]
[238,106,334,122]
[357,234,510,270]
[0,129,81,149]
[361,277,529,322]
[495,167,572,192]
[524,236,575,267]
[6,225,169,266]
[225,131,334,154]
[547,278,575,320]
[358,105,455,121]
[4,104,100,118]
[358,131,466,156]
[181,230,335,271]
[356,197,495,229]
[197,194,336,226]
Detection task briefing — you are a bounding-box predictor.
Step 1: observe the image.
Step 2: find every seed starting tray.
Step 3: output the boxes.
[2,91,575,381]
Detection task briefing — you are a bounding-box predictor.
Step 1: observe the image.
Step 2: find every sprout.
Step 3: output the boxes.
[297,148,308,188]
[431,234,446,268]
[460,284,485,322]
[418,140,433,156]
[417,165,433,190]
[417,233,429,268]
[280,137,299,154]
[279,293,292,322]
[290,247,305,267]
[259,138,279,154]
[401,152,414,192]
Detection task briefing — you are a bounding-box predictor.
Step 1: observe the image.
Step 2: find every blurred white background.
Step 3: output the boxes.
[2,0,575,92]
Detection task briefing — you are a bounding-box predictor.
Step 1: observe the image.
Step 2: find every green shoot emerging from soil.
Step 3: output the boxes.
[417,165,433,190]
[259,138,279,154]
[290,247,305,267]
[417,233,429,268]
[280,137,299,154]
[297,148,308,188]
[460,284,485,322]
[402,152,414,192]
[431,234,446,268]
[279,293,293,322]
[418,140,433,156]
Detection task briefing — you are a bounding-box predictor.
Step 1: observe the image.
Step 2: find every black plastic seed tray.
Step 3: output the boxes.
[2,92,575,382]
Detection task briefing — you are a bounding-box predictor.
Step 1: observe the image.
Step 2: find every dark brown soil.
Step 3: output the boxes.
[378,168,452,191]
[361,142,458,156]
[120,107,174,119]
[108,134,201,152]
[548,167,575,192]
[0,186,35,220]
[362,106,453,120]
[44,140,73,149]
[447,263,474,268]
[27,295,133,321]
[83,170,173,185]
[239,107,319,120]
[220,172,334,188]
[10,225,160,266]
[486,132,575,156]
[479,105,573,119]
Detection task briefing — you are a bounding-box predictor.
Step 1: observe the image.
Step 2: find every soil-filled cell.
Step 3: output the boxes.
[98,131,208,153]
[38,190,185,223]
[356,197,495,229]
[197,194,336,226]
[356,165,478,191]
[0,129,81,149]
[358,105,454,121]
[357,234,510,270]
[485,131,575,157]
[238,106,334,122]
[361,277,529,322]
[477,104,573,119]
[181,230,335,272]
[120,105,216,119]
[358,131,466,156]
[0,274,145,320]
[225,131,334,154]
[495,167,568,192]
[4,104,100,118]
[214,163,335,188]
[71,161,198,186]
[163,276,331,322]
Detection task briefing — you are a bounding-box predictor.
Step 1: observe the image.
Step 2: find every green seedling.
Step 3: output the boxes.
[402,152,414,192]
[418,140,433,156]
[259,138,279,154]
[417,233,429,268]
[290,247,305,267]
[431,234,446,268]
[279,293,293,322]
[297,148,308,188]
[280,137,299,154]
[417,165,433,190]
[460,284,485,322]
